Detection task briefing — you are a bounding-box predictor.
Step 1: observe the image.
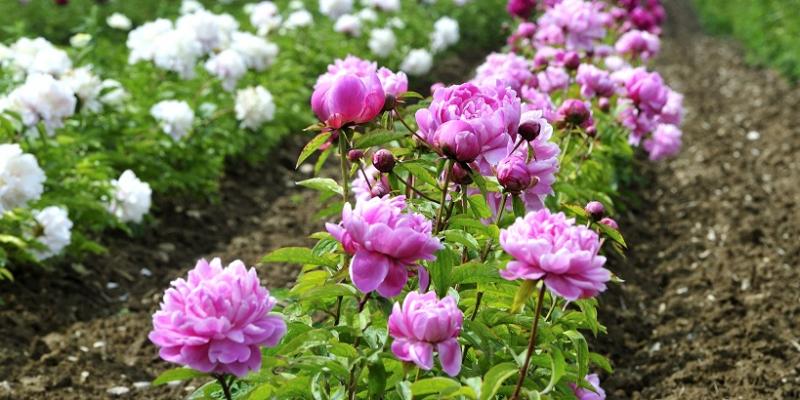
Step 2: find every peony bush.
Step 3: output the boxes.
[148,1,684,399]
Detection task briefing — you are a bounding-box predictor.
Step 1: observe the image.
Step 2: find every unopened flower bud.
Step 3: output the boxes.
[382,94,397,112]
[586,125,597,137]
[563,51,581,70]
[599,217,619,230]
[496,154,531,193]
[518,121,541,142]
[557,99,591,127]
[372,149,396,173]
[434,120,480,163]
[347,149,364,162]
[598,97,611,113]
[451,163,473,185]
[584,201,605,219]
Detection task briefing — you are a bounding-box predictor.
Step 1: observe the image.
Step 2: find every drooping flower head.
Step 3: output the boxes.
[311,55,385,129]
[388,291,463,376]
[570,373,607,400]
[149,258,286,377]
[415,82,521,166]
[500,209,610,301]
[326,196,442,297]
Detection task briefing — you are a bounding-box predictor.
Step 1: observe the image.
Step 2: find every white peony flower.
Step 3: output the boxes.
[230,32,279,71]
[453,0,470,5]
[357,8,378,22]
[108,170,152,224]
[431,17,459,53]
[180,0,205,14]
[10,37,72,77]
[283,10,313,29]
[152,28,204,79]
[400,49,433,76]
[364,0,400,12]
[204,49,247,92]
[235,86,276,130]
[176,10,238,54]
[31,206,72,260]
[334,14,362,37]
[319,0,353,19]
[0,144,45,213]
[69,33,92,48]
[61,66,103,113]
[107,12,132,30]
[150,100,194,140]
[99,79,129,107]
[368,28,396,58]
[127,19,173,64]
[388,17,405,29]
[246,1,282,36]
[4,73,76,135]
[288,0,305,9]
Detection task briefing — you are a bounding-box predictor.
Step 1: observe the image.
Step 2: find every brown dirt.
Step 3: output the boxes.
[597,0,800,398]
[0,136,333,399]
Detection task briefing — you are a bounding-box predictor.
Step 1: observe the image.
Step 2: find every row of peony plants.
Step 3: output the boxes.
[148,0,683,399]
[0,0,508,277]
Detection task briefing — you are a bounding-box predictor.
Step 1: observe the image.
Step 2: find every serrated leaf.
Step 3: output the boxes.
[354,130,407,148]
[479,362,517,400]
[262,247,338,268]
[152,367,205,386]
[296,177,344,196]
[297,132,331,168]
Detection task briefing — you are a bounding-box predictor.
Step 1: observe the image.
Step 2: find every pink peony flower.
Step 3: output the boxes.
[434,120,481,163]
[377,67,408,97]
[326,196,442,297]
[415,82,521,165]
[388,291,463,376]
[499,209,610,301]
[149,258,286,377]
[311,56,385,128]
[507,0,537,19]
[599,217,618,230]
[556,99,593,128]
[537,66,569,93]
[659,89,684,126]
[497,153,533,193]
[624,68,668,115]
[537,0,610,51]
[576,64,615,99]
[584,201,604,218]
[615,30,660,61]
[520,86,557,121]
[643,124,682,161]
[570,373,606,400]
[473,52,536,94]
[352,165,390,202]
[617,102,659,144]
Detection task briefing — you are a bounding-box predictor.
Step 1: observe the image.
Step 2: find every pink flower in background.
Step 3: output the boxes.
[556,99,593,128]
[311,55,385,128]
[576,64,615,98]
[377,67,408,97]
[149,258,286,377]
[615,30,660,61]
[644,124,682,161]
[617,103,658,144]
[500,209,610,301]
[388,291,463,376]
[415,82,521,165]
[659,89,684,126]
[538,0,610,51]
[570,373,607,400]
[537,66,569,93]
[473,52,536,93]
[352,165,390,201]
[534,23,566,48]
[326,196,442,297]
[520,86,557,121]
[624,68,668,115]
[507,0,536,19]
[507,22,537,51]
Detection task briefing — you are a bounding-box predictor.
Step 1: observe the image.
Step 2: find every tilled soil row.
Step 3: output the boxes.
[598,1,800,398]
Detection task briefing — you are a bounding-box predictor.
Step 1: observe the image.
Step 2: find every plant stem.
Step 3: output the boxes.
[215,374,233,400]
[347,293,371,400]
[480,193,508,261]
[339,129,349,201]
[391,171,439,203]
[470,291,484,321]
[434,160,453,234]
[510,283,547,400]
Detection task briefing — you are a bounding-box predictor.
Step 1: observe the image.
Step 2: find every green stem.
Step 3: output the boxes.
[480,193,508,261]
[510,283,547,400]
[339,129,349,201]
[433,160,453,234]
[215,374,233,400]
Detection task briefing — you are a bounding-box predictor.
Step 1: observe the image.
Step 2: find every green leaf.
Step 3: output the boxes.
[296,177,344,196]
[354,130,407,148]
[297,132,331,168]
[442,229,480,252]
[512,194,526,218]
[450,261,504,285]
[411,377,460,396]
[597,222,626,248]
[540,345,566,394]
[479,362,517,400]
[562,203,589,218]
[368,360,387,397]
[467,194,492,219]
[396,381,413,400]
[247,383,275,400]
[152,367,205,386]
[511,280,538,314]
[0,234,26,249]
[400,91,424,99]
[564,330,589,383]
[301,283,358,301]
[589,352,613,373]
[396,161,438,187]
[261,247,338,268]
[427,248,459,297]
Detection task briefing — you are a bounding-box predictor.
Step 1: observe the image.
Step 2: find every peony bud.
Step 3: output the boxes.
[311,72,385,129]
[496,154,532,193]
[599,217,619,230]
[585,201,605,219]
[372,149,396,173]
[518,121,541,142]
[563,51,581,70]
[598,97,611,112]
[433,120,481,163]
[585,125,597,137]
[347,149,364,162]
[557,99,591,127]
[450,162,473,185]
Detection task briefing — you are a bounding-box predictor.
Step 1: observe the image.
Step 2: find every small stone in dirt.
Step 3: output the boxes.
[80,371,89,384]
[140,267,152,277]
[67,356,78,362]
[107,386,130,396]
[698,249,711,259]
[746,130,760,141]
[106,282,119,290]
[93,341,106,348]
[676,287,689,295]
[658,303,666,314]
[649,342,662,353]
[133,381,150,390]
[299,164,313,174]
[79,346,89,352]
